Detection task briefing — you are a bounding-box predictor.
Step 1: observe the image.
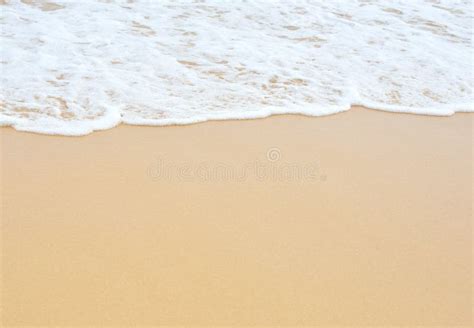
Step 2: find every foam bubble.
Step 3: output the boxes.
[1,0,472,135]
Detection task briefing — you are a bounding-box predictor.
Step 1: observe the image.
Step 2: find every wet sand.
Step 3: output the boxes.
[1,107,472,326]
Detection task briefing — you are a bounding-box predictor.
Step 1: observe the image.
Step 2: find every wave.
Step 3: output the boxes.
[1,0,473,135]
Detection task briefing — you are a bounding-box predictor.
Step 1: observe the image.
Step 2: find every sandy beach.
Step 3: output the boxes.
[1,107,472,326]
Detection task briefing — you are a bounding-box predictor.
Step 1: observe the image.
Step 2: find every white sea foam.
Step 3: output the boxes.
[1,0,473,135]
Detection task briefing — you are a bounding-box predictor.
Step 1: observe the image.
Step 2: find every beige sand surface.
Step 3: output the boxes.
[1,107,472,327]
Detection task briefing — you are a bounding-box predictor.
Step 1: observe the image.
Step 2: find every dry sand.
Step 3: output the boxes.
[1,107,472,326]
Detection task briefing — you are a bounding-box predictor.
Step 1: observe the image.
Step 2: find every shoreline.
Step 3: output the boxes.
[2,105,474,137]
[1,108,472,326]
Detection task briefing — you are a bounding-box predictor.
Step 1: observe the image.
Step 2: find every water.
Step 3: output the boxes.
[1,0,472,135]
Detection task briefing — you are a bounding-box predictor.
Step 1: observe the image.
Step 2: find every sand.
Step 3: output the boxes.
[1,107,472,327]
